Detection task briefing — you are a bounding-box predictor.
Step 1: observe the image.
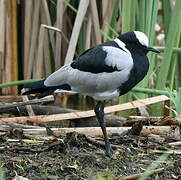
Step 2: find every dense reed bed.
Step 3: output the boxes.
[0,0,181,115]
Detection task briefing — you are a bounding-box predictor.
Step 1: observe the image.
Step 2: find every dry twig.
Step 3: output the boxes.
[0,95,54,112]
[122,168,164,180]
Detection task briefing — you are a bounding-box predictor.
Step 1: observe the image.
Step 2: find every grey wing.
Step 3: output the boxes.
[44,46,133,94]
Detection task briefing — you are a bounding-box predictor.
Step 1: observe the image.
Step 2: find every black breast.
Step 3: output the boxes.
[118,54,149,96]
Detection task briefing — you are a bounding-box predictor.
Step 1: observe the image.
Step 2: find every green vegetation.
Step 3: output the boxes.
[0,0,181,115]
[0,164,5,180]
[138,153,169,180]
[167,88,181,115]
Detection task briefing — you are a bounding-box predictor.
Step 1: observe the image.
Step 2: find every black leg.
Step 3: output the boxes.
[94,101,113,157]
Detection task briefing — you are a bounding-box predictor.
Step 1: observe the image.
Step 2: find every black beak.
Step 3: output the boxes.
[147,46,160,53]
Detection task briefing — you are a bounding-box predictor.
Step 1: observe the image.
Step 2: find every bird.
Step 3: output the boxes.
[22,31,160,157]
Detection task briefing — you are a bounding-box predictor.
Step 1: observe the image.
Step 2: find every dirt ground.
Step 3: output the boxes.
[0,130,181,180]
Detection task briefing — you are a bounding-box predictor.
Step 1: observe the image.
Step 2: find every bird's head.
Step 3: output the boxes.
[117,31,160,54]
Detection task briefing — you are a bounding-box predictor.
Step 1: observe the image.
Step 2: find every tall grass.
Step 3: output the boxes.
[156,0,181,90]
[0,0,181,115]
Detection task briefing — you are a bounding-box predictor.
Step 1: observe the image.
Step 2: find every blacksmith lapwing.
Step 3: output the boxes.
[23,31,160,157]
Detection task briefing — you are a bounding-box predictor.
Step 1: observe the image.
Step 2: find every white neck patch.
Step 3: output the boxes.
[114,38,126,48]
[134,31,149,47]
[114,38,130,54]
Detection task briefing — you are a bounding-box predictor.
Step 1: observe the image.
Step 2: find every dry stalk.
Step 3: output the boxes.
[28,0,40,79]
[4,0,18,95]
[42,0,55,55]
[24,1,33,78]
[90,0,101,44]
[64,0,89,64]
[55,0,64,68]
[35,25,45,78]
[0,0,5,87]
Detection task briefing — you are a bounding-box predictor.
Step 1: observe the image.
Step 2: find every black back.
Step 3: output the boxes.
[71,41,125,73]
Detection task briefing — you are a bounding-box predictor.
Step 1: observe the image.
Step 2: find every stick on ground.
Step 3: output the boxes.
[0,95,170,123]
[0,95,54,112]
[122,168,164,180]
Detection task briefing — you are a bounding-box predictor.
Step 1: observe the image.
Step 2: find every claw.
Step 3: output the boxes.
[105,146,114,157]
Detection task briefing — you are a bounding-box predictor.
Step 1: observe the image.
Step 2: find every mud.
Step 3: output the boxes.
[0,131,180,179]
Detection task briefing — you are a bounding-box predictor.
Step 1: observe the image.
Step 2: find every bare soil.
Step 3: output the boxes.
[0,131,181,180]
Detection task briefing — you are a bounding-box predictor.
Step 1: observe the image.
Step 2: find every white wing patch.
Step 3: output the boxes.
[102,46,133,71]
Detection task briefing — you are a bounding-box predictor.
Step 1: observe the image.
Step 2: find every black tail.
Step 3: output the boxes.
[23,80,45,89]
[22,80,71,98]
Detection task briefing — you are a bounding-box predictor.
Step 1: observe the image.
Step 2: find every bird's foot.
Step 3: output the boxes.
[105,146,114,157]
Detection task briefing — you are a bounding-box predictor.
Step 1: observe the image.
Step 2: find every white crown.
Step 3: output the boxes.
[134,31,149,47]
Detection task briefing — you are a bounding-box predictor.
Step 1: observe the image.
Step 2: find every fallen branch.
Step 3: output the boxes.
[85,136,122,149]
[0,95,170,124]
[150,149,181,155]
[168,141,181,146]
[0,105,76,115]
[0,95,54,112]
[22,126,177,137]
[122,167,164,180]
[7,138,44,144]
[0,120,42,130]
[21,88,35,116]
[127,116,179,126]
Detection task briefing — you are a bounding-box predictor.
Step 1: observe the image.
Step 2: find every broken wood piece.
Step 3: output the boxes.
[19,135,58,142]
[21,88,35,116]
[128,116,179,126]
[122,167,164,180]
[155,116,179,125]
[127,116,160,126]
[137,106,149,117]
[163,99,170,117]
[0,95,54,112]
[41,24,62,33]
[85,135,122,149]
[0,120,42,130]
[0,105,76,115]
[147,134,165,143]
[7,138,44,144]
[0,95,170,124]
[22,126,176,137]
[149,149,181,155]
[105,95,169,114]
[168,141,181,147]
